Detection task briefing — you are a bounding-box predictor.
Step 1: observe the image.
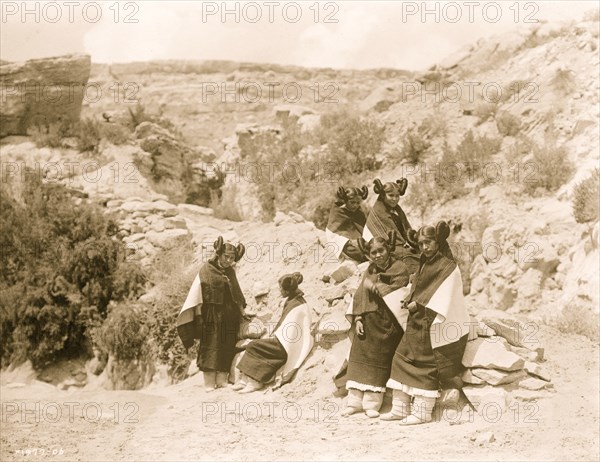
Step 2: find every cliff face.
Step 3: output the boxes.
[0,54,91,137]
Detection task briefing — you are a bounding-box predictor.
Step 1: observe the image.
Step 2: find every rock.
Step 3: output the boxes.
[318,309,351,347]
[274,104,315,125]
[298,114,321,132]
[471,368,527,386]
[103,356,155,391]
[252,281,269,298]
[515,268,544,298]
[187,360,199,377]
[481,225,504,263]
[463,385,508,413]
[274,211,291,226]
[477,321,496,337]
[462,369,485,385]
[475,431,496,445]
[106,199,124,208]
[437,388,460,407]
[489,279,517,311]
[321,284,348,303]
[177,203,214,216]
[488,255,519,279]
[518,242,559,276]
[479,315,543,353]
[0,54,91,137]
[152,200,179,217]
[164,217,187,230]
[510,346,544,362]
[518,377,552,391]
[511,389,553,401]
[239,318,266,339]
[329,260,357,283]
[524,361,550,381]
[150,220,166,232]
[462,337,525,371]
[146,229,191,250]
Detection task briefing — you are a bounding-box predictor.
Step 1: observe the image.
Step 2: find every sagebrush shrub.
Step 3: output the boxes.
[572,168,600,223]
[496,111,521,136]
[95,303,151,361]
[524,139,575,194]
[401,127,431,164]
[0,177,147,368]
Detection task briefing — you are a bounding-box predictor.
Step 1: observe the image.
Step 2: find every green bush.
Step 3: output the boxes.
[210,185,244,221]
[551,304,599,342]
[146,247,196,381]
[443,130,502,178]
[317,110,386,175]
[496,111,521,136]
[94,303,151,361]
[572,168,600,223]
[0,177,147,368]
[29,120,75,148]
[128,102,181,138]
[524,139,575,194]
[400,127,431,164]
[551,68,576,95]
[474,102,498,124]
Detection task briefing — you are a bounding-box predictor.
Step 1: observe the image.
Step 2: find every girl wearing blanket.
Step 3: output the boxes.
[343,232,411,418]
[234,272,313,393]
[382,221,470,425]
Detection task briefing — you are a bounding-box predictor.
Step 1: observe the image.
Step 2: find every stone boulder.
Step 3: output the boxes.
[462,337,525,371]
[0,54,91,137]
[102,356,155,390]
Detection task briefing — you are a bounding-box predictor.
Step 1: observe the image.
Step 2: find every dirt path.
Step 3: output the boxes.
[2,326,598,461]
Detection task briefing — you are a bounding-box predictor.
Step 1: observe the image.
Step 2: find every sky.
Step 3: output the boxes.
[1,1,597,70]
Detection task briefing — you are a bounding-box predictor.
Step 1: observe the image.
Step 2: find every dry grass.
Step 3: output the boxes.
[549,304,600,343]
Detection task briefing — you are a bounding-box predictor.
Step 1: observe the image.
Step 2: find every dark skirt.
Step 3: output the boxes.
[346,302,402,388]
[237,337,288,383]
[389,303,439,390]
[197,302,241,373]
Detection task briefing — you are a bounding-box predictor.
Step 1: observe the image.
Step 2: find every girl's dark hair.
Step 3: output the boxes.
[335,186,369,206]
[417,221,453,260]
[358,230,396,256]
[279,272,303,294]
[213,236,245,262]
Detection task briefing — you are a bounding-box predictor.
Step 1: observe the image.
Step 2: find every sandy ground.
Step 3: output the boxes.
[1,325,598,462]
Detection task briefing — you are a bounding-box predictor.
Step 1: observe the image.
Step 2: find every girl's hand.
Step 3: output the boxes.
[355,319,364,336]
[406,301,418,313]
[241,310,255,321]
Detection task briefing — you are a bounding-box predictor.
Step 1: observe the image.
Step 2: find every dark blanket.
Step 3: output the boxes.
[345,257,410,388]
[390,252,468,390]
[196,258,246,373]
[326,204,367,240]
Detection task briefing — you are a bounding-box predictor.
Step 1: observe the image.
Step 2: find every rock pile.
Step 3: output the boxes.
[461,312,553,414]
[105,197,195,266]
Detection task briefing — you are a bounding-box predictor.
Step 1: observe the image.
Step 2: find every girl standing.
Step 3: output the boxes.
[382,221,470,424]
[177,236,248,392]
[343,232,411,418]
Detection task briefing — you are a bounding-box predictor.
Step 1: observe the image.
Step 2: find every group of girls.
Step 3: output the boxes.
[327,179,470,425]
[176,177,470,426]
[176,238,313,395]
